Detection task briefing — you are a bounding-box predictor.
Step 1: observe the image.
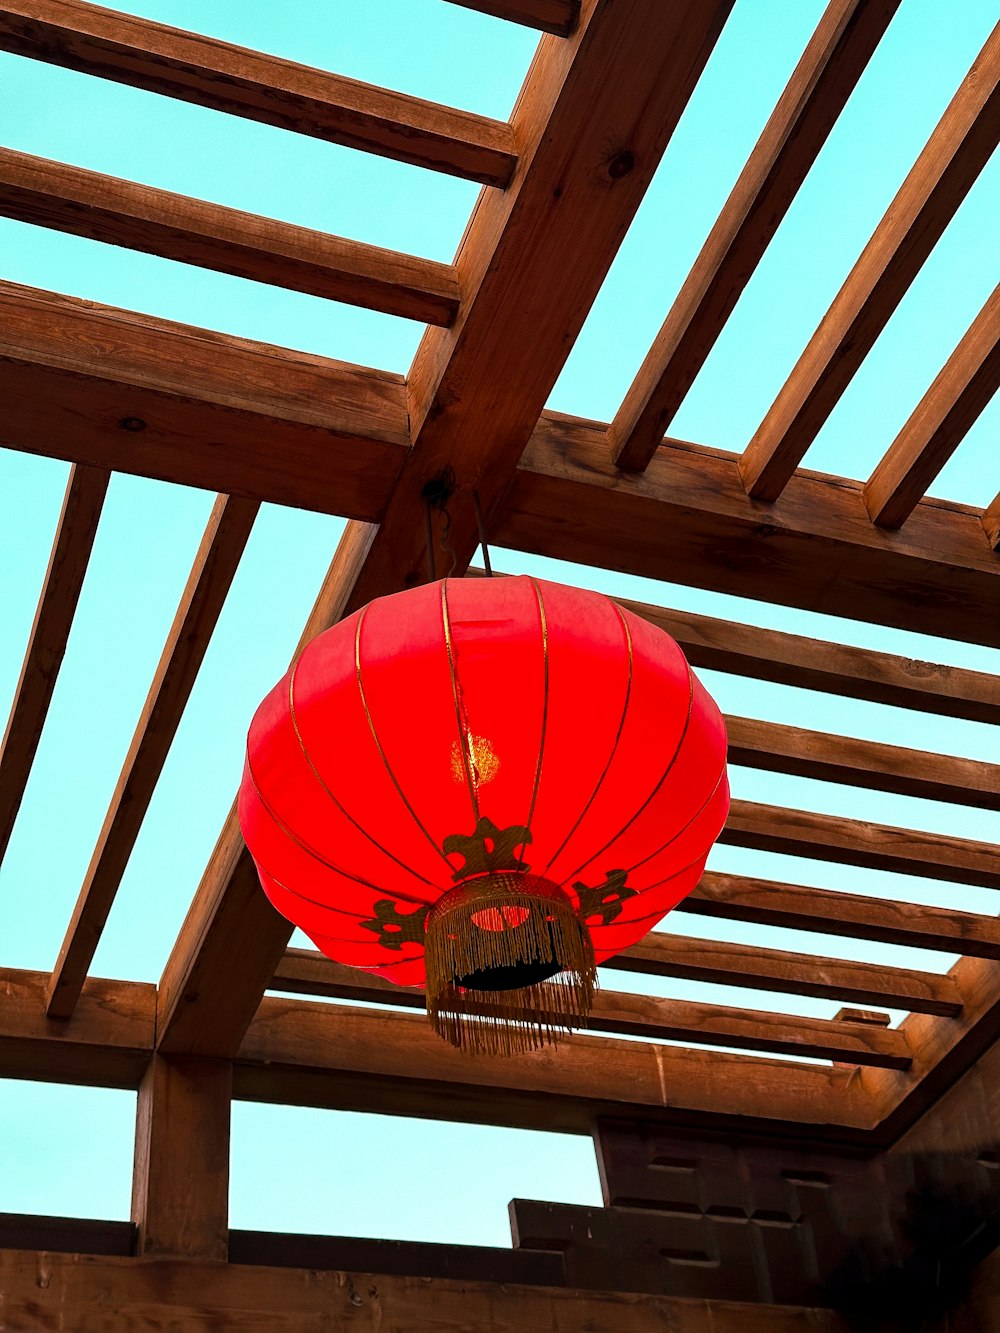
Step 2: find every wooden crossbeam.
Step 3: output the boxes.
[0,1,517,186]
[0,463,109,865]
[0,148,461,325]
[497,414,1000,649]
[444,0,580,36]
[45,495,259,1021]
[240,996,875,1131]
[0,967,152,1088]
[739,22,1000,501]
[723,799,1000,890]
[611,594,1000,725]
[275,930,960,1019]
[265,963,912,1068]
[863,282,1000,527]
[681,872,1000,961]
[610,0,900,470]
[8,294,1000,651]
[156,0,735,1061]
[0,1251,855,1331]
[0,282,409,515]
[727,714,1000,810]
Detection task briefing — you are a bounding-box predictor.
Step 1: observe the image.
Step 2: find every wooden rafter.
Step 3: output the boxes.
[609,594,1000,725]
[0,282,409,515]
[156,0,736,1061]
[444,0,580,37]
[0,462,109,865]
[498,414,1000,649]
[610,0,901,470]
[724,799,1000,889]
[727,714,1000,809]
[45,494,259,1021]
[275,934,961,1019]
[0,148,461,325]
[739,21,1000,501]
[983,490,1000,549]
[681,872,1000,961]
[265,967,914,1068]
[863,281,1000,527]
[0,0,517,185]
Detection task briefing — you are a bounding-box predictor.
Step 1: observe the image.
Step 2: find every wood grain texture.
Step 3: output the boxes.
[681,872,1000,960]
[239,996,875,1133]
[131,1054,231,1260]
[0,463,109,866]
[740,22,1000,500]
[0,281,409,516]
[497,414,1000,650]
[611,0,900,469]
[276,933,961,1018]
[0,0,517,185]
[266,958,913,1066]
[0,967,153,1088]
[727,713,1000,809]
[0,1250,857,1332]
[155,524,378,1059]
[46,495,259,1021]
[0,147,461,324]
[863,282,1000,527]
[604,592,1000,724]
[723,799,1000,890]
[444,0,579,35]
[333,0,735,618]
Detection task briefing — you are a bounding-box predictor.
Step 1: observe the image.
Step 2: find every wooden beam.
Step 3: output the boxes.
[726,713,1000,810]
[0,281,409,516]
[724,799,1000,890]
[610,0,900,469]
[132,1054,231,1260]
[265,958,912,1067]
[739,23,1000,501]
[276,935,960,1018]
[0,1213,134,1256]
[610,933,961,1018]
[334,0,735,616]
[46,495,259,1021]
[610,594,1000,725]
[0,463,109,866]
[155,525,377,1059]
[0,1250,856,1331]
[863,282,1000,527]
[240,996,876,1133]
[680,872,1000,961]
[0,147,461,325]
[0,0,517,186]
[497,414,1000,650]
[0,967,153,1088]
[444,0,580,36]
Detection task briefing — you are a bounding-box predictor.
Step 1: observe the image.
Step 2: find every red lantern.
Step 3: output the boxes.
[239,576,729,1054]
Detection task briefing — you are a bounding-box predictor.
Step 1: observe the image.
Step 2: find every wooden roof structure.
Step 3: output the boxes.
[0,0,999,1327]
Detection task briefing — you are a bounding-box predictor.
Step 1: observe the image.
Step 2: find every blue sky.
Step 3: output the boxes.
[0,0,998,1244]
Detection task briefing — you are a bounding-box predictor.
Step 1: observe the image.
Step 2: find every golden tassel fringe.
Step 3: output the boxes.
[424,874,597,1056]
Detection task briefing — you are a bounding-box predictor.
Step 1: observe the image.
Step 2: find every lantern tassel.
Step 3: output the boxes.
[424,874,597,1056]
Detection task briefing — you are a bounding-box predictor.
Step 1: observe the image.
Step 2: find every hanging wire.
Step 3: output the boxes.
[471,489,494,577]
[421,473,494,582]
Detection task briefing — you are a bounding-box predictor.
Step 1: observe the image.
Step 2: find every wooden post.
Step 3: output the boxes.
[132,1054,232,1260]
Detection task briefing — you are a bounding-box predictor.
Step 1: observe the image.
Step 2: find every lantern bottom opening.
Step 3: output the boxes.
[424,873,596,1057]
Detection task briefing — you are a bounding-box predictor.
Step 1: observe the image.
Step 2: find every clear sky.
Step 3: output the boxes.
[0,0,998,1246]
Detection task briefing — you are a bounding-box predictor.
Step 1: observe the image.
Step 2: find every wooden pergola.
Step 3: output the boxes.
[1,0,999,1326]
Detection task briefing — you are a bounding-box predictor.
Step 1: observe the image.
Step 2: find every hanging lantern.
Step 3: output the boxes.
[239,576,729,1055]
